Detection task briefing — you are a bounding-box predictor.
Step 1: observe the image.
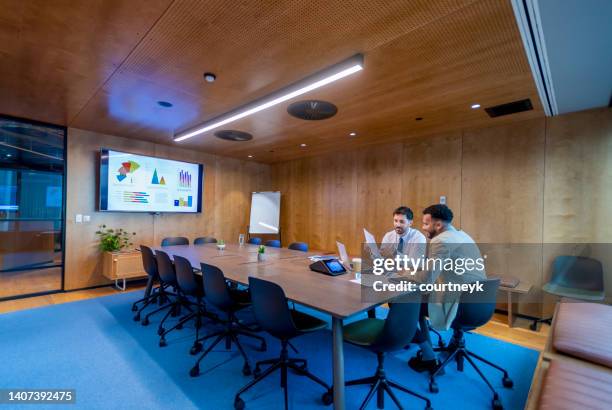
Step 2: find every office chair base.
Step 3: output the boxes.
[190,320,265,378]
[342,352,432,410]
[430,330,512,410]
[235,341,331,410]
[530,317,552,331]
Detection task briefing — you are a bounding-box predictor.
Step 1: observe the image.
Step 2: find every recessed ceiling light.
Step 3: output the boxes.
[300,143,307,148]
[6,154,11,157]
[349,132,357,136]
[247,155,253,158]
[157,101,173,108]
[203,72,216,83]
[174,54,364,142]
[471,104,481,109]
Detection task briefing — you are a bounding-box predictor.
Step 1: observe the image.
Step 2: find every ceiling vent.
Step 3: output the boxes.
[484,99,533,118]
[287,100,338,120]
[214,130,253,141]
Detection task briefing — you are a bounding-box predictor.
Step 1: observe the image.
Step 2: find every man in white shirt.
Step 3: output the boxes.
[367,206,426,318]
[380,206,427,261]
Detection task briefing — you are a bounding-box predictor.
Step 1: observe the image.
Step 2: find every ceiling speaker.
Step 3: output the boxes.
[287,100,338,120]
[214,130,253,141]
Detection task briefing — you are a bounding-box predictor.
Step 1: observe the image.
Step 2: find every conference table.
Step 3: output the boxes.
[155,243,399,410]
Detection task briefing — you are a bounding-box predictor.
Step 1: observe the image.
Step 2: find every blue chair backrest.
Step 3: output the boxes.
[249,277,296,340]
[265,240,281,248]
[201,263,234,310]
[139,245,158,279]
[161,236,189,246]
[550,256,603,291]
[288,242,308,252]
[174,255,199,295]
[154,250,177,284]
[248,237,262,245]
[194,236,217,245]
[453,278,500,330]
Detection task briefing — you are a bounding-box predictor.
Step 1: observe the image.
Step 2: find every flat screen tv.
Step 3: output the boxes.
[99,149,203,213]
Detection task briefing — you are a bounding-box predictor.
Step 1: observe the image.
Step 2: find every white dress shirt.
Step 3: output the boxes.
[380,227,427,260]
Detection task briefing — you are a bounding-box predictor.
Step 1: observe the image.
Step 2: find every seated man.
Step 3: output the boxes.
[367,206,426,318]
[409,204,486,373]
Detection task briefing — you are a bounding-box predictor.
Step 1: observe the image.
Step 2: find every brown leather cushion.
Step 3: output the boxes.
[553,302,612,369]
[539,360,612,409]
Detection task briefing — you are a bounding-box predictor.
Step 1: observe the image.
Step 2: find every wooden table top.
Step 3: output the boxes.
[154,243,395,319]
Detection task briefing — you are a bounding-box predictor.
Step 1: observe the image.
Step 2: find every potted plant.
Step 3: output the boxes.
[257,245,266,262]
[95,225,136,252]
[216,239,226,250]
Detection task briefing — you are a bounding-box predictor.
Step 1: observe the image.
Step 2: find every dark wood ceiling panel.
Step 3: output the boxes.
[0,0,173,125]
[1,0,543,163]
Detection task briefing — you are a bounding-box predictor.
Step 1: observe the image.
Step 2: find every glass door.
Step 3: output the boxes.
[0,115,65,299]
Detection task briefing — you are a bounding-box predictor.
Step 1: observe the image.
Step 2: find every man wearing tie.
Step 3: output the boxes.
[380,206,427,261]
[367,206,426,318]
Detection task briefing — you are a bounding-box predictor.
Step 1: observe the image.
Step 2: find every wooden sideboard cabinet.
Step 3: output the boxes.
[102,250,146,290]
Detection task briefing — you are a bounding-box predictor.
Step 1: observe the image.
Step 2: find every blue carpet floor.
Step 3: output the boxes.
[0,291,538,409]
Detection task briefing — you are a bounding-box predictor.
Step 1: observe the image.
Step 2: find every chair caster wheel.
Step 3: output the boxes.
[190,343,202,355]
[438,340,445,348]
[429,382,439,393]
[242,363,252,376]
[176,323,183,330]
[157,327,164,336]
[299,363,307,371]
[322,391,333,406]
[258,341,267,352]
[141,318,150,326]
[159,338,167,347]
[131,305,138,312]
[492,398,503,410]
[234,397,245,410]
[133,313,140,322]
[189,366,200,378]
[502,377,513,388]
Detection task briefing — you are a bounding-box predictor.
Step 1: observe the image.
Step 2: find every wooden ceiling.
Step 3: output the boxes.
[0,0,544,163]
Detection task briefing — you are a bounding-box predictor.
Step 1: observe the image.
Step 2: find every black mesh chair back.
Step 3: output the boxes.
[248,277,297,340]
[288,242,308,252]
[161,236,189,246]
[194,236,217,245]
[201,263,234,310]
[155,250,177,285]
[174,255,201,296]
[265,240,281,248]
[453,278,500,330]
[372,293,421,352]
[248,237,262,245]
[550,256,604,291]
[140,245,158,279]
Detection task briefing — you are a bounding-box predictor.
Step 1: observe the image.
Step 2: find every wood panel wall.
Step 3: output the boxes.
[271,108,612,317]
[64,128,271,290]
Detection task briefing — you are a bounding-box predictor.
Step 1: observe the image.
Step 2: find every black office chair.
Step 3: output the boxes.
[159,255,218,350]
[330,293,432,410]
[141,250,193,335]
[429,278,512,410]
[194,236,217,245]
[189,263,266,378]
[234,277,331,410]
[288,242,308,252]
[264,240,281,248]
[131,245,171,321]
[161,236,189,246]
[531,255,604,330]
[248,237,262,245]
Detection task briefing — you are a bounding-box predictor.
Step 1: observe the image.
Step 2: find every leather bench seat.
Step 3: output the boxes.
[538,360,612,409]
[553,302,612,369]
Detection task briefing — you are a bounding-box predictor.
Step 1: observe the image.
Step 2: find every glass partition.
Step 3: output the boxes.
[0,115,65,299]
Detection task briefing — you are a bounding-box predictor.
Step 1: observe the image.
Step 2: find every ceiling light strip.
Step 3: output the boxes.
[174,54,364,142]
